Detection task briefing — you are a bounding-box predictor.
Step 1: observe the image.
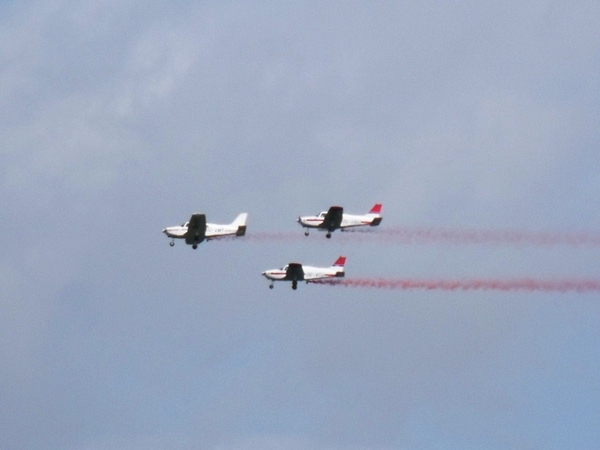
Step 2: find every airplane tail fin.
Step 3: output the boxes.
[332,256,346,277]
[232,213,248,236]
[367,204,382,226]
[368,203,382,215]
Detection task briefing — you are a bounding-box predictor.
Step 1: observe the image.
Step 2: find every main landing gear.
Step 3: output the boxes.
[169,240,175,247]
[192,235,201,249]
[326,231,332,239]
[304,230,309,236]
[268,281,297,290]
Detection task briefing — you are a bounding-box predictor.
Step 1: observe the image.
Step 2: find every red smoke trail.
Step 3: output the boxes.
[239,228,600,247]
[314,277,600,293]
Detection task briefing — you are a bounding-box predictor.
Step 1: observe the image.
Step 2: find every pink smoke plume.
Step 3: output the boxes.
[314,277,600,293]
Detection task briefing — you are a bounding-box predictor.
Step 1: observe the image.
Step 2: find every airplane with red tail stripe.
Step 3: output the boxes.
[297,204,382,238]
[262,256,346,290]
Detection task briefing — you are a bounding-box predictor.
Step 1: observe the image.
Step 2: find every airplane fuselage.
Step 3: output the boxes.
[297,213,381,230]
[262,256,346,290]
[163,212,248,248]
[262,265,344,282]
[163,223,243,240]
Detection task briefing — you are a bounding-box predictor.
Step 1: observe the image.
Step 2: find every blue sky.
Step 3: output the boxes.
[1,1,600,449]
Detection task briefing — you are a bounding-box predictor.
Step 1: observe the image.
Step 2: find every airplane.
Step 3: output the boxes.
[262,256,346,290]
[297,204,382,238]
[162,213,248,249]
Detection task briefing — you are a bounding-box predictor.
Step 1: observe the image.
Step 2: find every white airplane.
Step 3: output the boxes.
[262,256,346,290]
[297,204,382,238]
[163,213,248,249]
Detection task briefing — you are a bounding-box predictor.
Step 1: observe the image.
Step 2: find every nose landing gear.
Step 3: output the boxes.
[169,240,175,247]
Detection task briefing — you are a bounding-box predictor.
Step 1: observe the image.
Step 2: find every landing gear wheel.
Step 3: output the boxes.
[269,284,274,289]
[326,232,331,239]
[192,244,198,249]
[292,281,297,290]
[169,240,175,247]
[304,231,309,236]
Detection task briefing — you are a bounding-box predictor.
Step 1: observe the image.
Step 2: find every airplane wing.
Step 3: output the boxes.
[184,213,206,245]
[320,206,343,231]
[285,263,305,281]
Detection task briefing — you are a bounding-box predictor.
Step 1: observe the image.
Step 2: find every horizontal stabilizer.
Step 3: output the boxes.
[370,217,382,226]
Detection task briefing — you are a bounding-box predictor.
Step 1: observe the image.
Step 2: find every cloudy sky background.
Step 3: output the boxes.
[2,1,600,449]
